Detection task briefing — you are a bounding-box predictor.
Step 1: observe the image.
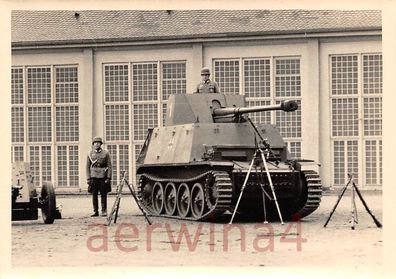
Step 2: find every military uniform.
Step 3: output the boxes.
[86,138,112,216]
[196,80,221,93]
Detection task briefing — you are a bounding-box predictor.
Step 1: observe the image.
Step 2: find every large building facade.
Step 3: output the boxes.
[11,10,382,191]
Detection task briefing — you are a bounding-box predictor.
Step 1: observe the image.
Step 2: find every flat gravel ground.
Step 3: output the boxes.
[11,193,382,267]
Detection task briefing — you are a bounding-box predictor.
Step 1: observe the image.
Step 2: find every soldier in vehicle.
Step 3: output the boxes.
[86,136,112,217]
[195,67,221,93]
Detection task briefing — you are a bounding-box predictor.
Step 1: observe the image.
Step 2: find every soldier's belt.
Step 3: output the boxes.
[90,167,108,178]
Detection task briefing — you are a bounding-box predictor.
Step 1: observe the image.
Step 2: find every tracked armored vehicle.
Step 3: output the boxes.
[136,93,322,221]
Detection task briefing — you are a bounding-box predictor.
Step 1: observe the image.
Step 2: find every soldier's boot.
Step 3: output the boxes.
[101,196,107,216]
[91,194,99,217]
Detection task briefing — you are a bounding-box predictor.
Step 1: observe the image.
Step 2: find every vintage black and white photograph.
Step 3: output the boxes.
[2,1,396,278]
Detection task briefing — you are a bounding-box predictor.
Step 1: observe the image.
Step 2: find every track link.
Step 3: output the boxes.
[294,170,322,219]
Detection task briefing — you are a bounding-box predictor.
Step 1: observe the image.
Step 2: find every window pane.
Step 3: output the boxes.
[331,55,358,95]
[57,146,68,187]
[119,144,129,181]
[107,144,129,186]
[69,145,79,187]
[363,97,382,136]
[105,104,129,141]
[42,146,52,183]
[133,104,158,141]
[288,141,301,159]
[28,107,52,142]
[11,68,24,105]
[214,60,239,94]
[55,66,79,103]
[29,146,40,187]
[333,140,358,185]
[275,58,301,97]
[333,141,345,185]
[27,67,51,104]
[365,140,382,186]
[244,59,271,98]
[29,145,52,187]
[276,100,301,138]
[162,62,186,101]
[107,144,118,183]
[56,106,79,142]
[132,63,158,101]
[104,64,129,102]
[331,98,359,137]
[363,54,382,95]
[12,146,24,162]
[246,100,271,124]
[12,107,24,143]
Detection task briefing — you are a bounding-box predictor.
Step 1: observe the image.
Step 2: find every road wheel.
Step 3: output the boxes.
[191,183,205,219]
[177,183,191,217]
[41,182,56,224]
[164,182,177,216]
[152,182,164,214]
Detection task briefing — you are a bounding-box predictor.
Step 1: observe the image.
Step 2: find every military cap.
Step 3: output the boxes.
[92,136,103,144]
[201,67,211,76]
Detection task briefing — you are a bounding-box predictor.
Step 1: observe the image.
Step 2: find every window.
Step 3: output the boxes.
[133,63,158,101]
[29,145,52,187]
[105,105,130,141]
[11,107,24,143]
[104,64,129,102]
[162,62,186,125]
[11,68,24,105]
[214,59,240,94]
[11,65,80,188]
[103,61,186,183]
[27,67,51,104]
[12,146,24,162]
[57,145,79,187]
[108,144,130,186]
[215,57,302,158]
[132,63,159,143]
[330,54,382,187]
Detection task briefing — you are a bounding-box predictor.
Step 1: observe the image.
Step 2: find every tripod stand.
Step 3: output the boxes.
[107,171,152,226]
[324,174,382,229]
[229,145,284,225]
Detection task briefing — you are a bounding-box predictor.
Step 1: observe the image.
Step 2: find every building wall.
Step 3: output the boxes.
[11,35,382,191]
[319,38,382,190]
[12,49,92,192]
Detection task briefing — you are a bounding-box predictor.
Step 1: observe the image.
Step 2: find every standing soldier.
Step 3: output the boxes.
[195,67,221,93]
[86,136,112,217]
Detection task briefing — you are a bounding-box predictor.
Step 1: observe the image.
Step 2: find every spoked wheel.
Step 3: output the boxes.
[164,182,177,216]
[152,182,164,214]
[191,183,205,219]
[40,181,56,224]
[177,183,191,217]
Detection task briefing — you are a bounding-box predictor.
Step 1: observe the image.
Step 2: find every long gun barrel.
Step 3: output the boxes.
[212,100,298,117]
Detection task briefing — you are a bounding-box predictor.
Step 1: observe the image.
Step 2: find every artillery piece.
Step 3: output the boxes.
[12,162,60,224]
[136,93,322,221]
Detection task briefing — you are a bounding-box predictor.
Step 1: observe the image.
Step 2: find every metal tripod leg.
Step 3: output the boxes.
[351,185,358,230]
[229,150,258,224]
[255,165,268,224]
[261,185,268,224]
[126,180,152,225]
[352,181,382,228]
[107,179,124,226]
[323,177,351,228]
[259,148,284,225]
